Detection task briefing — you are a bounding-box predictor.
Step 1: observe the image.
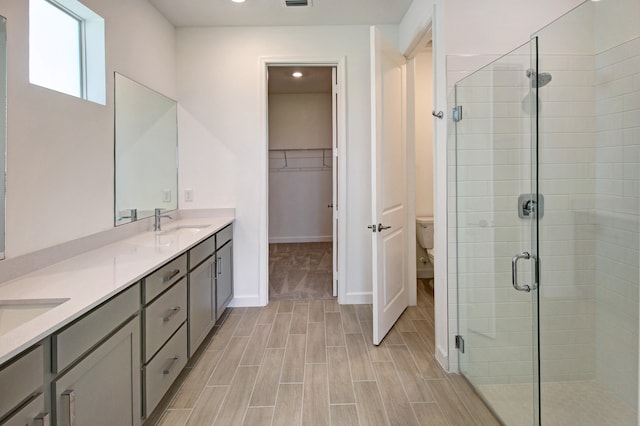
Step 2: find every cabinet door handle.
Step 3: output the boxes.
[62,390,75,426]
[34,412,50,426]
[163,356,180,375]
[162,306,181,322]
[162,269,181,283]
[217,257,222,276]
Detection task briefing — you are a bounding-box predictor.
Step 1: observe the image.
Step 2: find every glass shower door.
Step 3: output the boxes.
[455,39,540,425]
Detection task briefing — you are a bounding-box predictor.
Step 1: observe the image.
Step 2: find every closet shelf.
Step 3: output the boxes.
[269,148,332,172]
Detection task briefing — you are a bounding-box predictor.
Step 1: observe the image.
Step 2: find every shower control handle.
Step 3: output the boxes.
[512,252,536,292]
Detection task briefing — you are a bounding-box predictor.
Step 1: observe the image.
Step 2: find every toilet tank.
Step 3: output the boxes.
[416,216,434,249]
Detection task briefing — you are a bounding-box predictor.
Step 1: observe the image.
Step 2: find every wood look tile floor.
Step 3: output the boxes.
[149,280,500,425]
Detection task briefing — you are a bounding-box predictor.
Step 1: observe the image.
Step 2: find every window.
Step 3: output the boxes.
[29,0,105,104]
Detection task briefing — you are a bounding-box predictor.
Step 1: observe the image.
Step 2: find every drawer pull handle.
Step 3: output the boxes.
[62,390,75,426]
[35,412,50,426]
[217,257,222,276]
[162,269,181,283]
[163,306,181,322]
[163,356,180,375]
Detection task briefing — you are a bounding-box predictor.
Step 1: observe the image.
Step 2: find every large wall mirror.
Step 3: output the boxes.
[0,16,7,259]
[114,73,177,226]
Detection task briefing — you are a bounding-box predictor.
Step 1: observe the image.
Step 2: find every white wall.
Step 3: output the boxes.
[414,49,434,218]
[268,93,332,150]
[268,93,333,243]
[2,0,176,257]
[445,0,585,56]
[269,169,332,243]
[176,26,376,305]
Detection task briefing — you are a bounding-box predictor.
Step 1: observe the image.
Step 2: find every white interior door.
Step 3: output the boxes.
[332,67,338,297]
[370,26,408,345]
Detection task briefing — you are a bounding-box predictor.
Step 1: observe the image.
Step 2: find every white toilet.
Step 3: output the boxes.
[416,216,434,279]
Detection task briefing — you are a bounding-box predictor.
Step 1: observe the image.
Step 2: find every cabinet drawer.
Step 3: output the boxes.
[216,224,233,250]
[144,254,187,303]
[144,279,187,362]
[2,394,47,426]
[53,283,140,373]
[189,236,215,271]
[144,323,187,417]
[0,345,44,418]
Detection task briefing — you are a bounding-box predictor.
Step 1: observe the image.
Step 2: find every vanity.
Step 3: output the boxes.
[0,216,234,425]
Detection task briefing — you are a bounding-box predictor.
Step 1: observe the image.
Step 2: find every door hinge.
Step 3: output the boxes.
[455,335,465,353]
[452,105,462,122]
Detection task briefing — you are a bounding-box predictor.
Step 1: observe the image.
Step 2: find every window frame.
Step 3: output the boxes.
[29,0,106,105]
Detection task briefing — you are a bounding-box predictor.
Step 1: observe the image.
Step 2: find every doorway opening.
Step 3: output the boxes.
[267,65,338,301]
[412,44,435,297]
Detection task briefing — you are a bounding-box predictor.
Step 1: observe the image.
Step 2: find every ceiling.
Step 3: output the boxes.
[148,0,413,27]
[268,66,333,94]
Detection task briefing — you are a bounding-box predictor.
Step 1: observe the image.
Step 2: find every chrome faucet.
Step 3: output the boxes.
[154,208,172,231]
[119,208,138,222]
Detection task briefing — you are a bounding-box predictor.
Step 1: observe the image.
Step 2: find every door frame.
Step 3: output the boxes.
[401,4,450,371]
[259,57,347,306]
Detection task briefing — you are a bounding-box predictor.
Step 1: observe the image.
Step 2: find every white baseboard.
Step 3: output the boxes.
[343,292,372,305]
[436,344,451,372]
[227,295,264,307]
[269,236,332,244]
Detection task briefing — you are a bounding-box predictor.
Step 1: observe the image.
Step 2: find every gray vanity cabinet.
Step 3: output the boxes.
[188,236,216,357]
[2,394,47,426]
[141,255,188,419]
[52,317,140,426]
[0,345,48,425]
[215,224,233,319]
[51,284,141,426]
[216,239,233,320]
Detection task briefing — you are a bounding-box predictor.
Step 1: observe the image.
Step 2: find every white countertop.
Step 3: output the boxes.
[0,216,234,365]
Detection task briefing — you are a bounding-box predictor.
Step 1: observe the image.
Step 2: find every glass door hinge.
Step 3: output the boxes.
[455,335,465,353]
[452,105,462,122]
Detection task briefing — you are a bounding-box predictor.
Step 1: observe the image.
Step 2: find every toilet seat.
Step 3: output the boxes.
[426,248,434,263]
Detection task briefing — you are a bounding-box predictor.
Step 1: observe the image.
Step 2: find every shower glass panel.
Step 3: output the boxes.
[455,40,539,425]
[534,1,639,424]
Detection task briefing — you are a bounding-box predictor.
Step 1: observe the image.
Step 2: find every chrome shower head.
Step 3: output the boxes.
[526,68,552,87]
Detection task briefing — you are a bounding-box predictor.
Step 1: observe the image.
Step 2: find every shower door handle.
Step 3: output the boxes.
[512,252,537,292]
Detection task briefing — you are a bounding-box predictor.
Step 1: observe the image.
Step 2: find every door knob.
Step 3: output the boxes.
[377,223,391,232]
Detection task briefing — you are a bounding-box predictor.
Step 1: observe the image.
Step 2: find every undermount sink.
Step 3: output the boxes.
[160,224,210,234]
[0,298,70,336]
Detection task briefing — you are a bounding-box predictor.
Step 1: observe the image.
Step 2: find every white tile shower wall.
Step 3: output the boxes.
[537,52,597,383]
[593,36,640,409]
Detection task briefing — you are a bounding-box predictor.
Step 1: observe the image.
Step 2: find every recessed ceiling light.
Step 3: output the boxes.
[232,0,245,3]
[292,71,303,78]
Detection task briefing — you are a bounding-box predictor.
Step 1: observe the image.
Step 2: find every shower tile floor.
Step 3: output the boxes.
[147,280,501,425]
[478,380,636,425]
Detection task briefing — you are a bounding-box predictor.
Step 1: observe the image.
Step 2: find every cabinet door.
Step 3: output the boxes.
[188,257,215,356]
[2,394,47,426]
[53,317,141,426]
[216,241,233,319]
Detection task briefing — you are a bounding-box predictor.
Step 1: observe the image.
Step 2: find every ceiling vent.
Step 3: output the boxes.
[282,0,312,7]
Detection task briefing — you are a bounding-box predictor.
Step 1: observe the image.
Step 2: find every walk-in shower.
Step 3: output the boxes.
[450,0,639,424]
